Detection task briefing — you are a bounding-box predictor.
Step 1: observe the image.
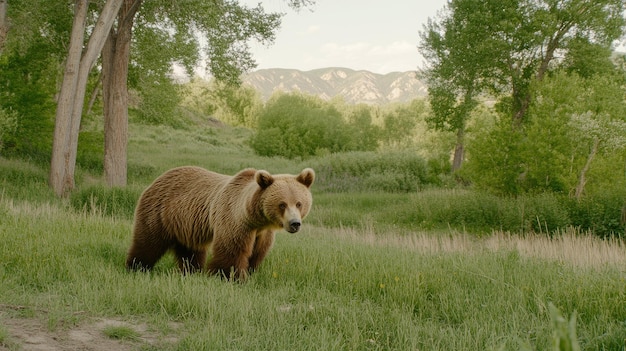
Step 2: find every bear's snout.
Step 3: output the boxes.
[287,219,301,233]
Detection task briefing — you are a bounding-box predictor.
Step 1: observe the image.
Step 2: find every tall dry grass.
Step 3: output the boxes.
[332,224,626,269]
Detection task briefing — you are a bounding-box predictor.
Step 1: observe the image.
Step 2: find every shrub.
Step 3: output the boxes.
[565,188,626,238]
[251,94,357,159]
[0,108,18,152]
[308,151,432,192]
[380,190,569,234]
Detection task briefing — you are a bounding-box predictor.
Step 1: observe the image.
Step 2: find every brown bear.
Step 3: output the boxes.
[125,166,315,280]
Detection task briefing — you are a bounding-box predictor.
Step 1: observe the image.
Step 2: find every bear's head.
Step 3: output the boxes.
[256,168,315,233]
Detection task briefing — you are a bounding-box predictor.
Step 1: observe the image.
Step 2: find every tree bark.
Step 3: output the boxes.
[103,0,141,187]
[49,0,124,196]
[575,137,599,201]
[49,0,88,196]
[452,127,464,172]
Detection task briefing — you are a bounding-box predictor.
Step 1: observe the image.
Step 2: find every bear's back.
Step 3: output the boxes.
[136,166,231,244]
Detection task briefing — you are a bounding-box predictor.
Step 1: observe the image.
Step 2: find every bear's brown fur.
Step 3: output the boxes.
[126,166,315,280]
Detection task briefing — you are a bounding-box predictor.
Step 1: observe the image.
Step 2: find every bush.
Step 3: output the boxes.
[376,191,569,234]
[251,94,360,159]
[565,188,626,238]
[0,108,18,152]
[308,151,433,192]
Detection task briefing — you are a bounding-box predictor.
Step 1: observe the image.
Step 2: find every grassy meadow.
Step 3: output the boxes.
[1,123,625,350]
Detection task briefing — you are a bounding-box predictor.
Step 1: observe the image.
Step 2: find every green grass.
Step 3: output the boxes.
[0,195,625,350]
[1,123,625,350]
[103,325,141,341]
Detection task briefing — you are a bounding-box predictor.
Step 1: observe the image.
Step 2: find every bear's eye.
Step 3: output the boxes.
[279,203,287,211]
[296,202,302,209]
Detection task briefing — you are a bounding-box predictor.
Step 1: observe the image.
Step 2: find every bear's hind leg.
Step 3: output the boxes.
[174,243,207,274]
[126,237,171,271]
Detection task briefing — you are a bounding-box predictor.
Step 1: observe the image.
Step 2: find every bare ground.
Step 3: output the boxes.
[0,309,180,351]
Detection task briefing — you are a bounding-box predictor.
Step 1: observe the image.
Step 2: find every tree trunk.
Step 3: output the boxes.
[451,127,464,172]
[49,0,88,197]
[575,138,599,201]
[103,0,140,187]
[49,0,124,196]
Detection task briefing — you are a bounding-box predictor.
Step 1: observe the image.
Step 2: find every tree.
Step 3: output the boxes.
[251,93,354,158]
[468,69,626,195]
[381,102,420,148]
[421,0,626,192]
[420,0,626,128]
[50,0,313,196]
[211,80,263,128]
[49,0,123,196]
[419,0,505,171]
[101,0,140,187]
[0,0,73,160]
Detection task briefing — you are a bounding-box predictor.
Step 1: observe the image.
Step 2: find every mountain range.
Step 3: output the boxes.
[241,67,428,104]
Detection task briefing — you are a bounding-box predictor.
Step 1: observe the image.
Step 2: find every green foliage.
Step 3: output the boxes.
[564,37,616,78]
[380,101,421,148]
[134,75,185,128]
[212,81,263,128]
[307,151,434,193]
[312,191,571,235]
[420,0,626,126]
[76,131,104,173]
[464,117,525,195]
[565,187,626,239]
[0,0,72,161]
[0,107,18,152]
[343,105,381,151]
[252,94,429,158]
[179,79,263,128]
[466,70,626,196]
[251,93,354,158]
[548,303,581,351]
[0,42,58,161]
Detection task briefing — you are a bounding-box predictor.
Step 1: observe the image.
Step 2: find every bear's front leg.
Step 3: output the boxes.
[208,235,255,280]
[248,230,275,272]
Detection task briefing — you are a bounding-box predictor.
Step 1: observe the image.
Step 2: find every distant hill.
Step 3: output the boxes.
[241,67,428,104]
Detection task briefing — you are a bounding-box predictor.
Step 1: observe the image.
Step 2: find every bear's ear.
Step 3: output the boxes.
[256,170,274,189]
[296,168,315,188]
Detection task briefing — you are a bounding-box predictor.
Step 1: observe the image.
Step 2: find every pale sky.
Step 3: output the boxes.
[242,1,449,74]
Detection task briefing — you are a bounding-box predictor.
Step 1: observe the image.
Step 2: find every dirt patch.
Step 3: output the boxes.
[0,310,180,351]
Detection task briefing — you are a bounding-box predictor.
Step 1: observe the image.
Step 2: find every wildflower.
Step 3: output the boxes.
[272,271,278,278]
[379,283,385,289]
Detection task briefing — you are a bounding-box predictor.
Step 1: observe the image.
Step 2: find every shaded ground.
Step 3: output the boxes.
[0,309,180,351]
